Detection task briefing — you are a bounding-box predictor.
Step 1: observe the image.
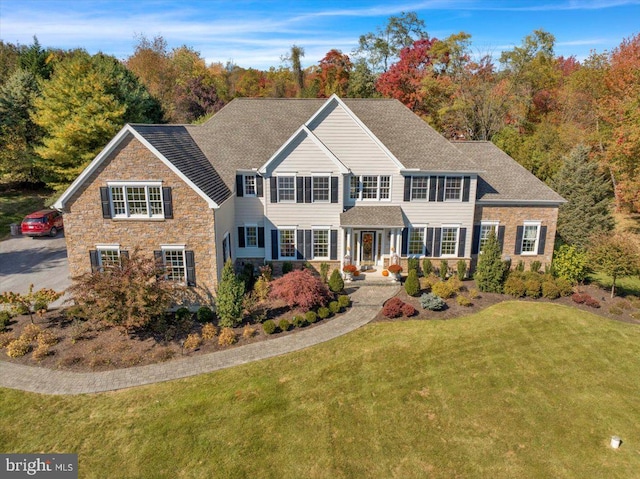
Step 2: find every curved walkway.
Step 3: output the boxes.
[0,285,399,395]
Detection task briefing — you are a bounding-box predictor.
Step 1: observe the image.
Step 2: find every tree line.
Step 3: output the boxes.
[0,12,638,215]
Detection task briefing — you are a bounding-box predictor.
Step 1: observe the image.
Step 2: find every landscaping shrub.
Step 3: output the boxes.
[631,312,640,320]
[320,262,329,283]
[282,261,293,275]
[262,320,276,335]
[239,262,255,291]
[253,277,271,302]
[317,307,331,319]
[305,311,318,324]
[608,306,623,315]
[382,297,404,318]
[401,303,417,317]
[614,299,633,310]
[183,333,202,350]
[292,316,307,328]
[407,257,419,273]
[20,323,41,342]
[6,337,31,357]
[0,311,10,331]
[542,281,561,299]
[216,259,246,328]
[515,260,525,272]
[32,343,50,360]
[555,278,574,297]
[337,295,351,309]
[431,280,455,299]
[64,305,88,322]
[584,296,601,308]
[503,275,526,298]
[328,268,344,293]
[420,293,446,311]
[468,288,481,299]
[196,306,214,323]
[457,295,473,307]
[439,260,448,280]
[474,231,505,293]
[446,276,463,293]
[1,285,62,323]
[419,273,439,291]
[270,269,331,312]
[553,245,589,284]
[175,307,191,322]
[242,324,256,339]
[404,269,420,296]
[456,260,467,280]
[0,332,15,348]
[201,323,218,340]
[572,293,588,304]
[422,258,433,275]
[530,261,542,273]
[37,330,58,347]
[279,319,290,332]
[329,301,341,314]
[218,327,237,345]
[525,279,542,298]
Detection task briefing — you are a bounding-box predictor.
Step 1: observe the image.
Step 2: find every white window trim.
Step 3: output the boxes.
[243,174,257,197]
[278,227,297,260]
[521,221,541,256]
[443,176,463,202]
[244,224,259,249]
[410,176,430,201]
[407,225,427,257]
[160,244,187,283]
[277,175,296,203]
[107,181,164,219]
[479,221,499,254]
[440,225,460,258]
[312,226,331,260]
[312,174,331,203]
[95,244,121,268]
[350,174,392,202]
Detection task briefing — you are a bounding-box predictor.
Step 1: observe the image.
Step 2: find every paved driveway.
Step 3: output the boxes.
[0,232,70,301]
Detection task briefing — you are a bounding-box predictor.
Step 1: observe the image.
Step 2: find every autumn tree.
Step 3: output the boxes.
[281,45,305,96]
[316,49,352,97]
[33,50,162,187]
[347,58,377,98]
[269,269,331,312]
[0,41,22,85]
[589,232,640,297]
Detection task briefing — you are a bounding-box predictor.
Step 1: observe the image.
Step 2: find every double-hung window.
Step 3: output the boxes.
[479,222,499,253]
[108,182,164,218]
[408,228,425,256]
[245,226,258,248]
[244,175,256,196]
[313,229,329,259]
[98,245,121,268]
[411,176,429,200]
[350,175,391,201]
[521,222,540,254]
[444,177,462,201]
[362,176,378,199]
[161,246,186,282]
[313,176,330,202]
[279,229,296,258]
[278,176,295,202]
[349,176,359,200]
[440,227,459,257]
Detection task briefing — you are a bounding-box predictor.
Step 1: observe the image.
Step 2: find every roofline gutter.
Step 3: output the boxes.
[476,199,567,206]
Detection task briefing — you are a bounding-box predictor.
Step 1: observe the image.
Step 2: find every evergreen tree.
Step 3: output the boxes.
[328,268,344,293]
[474,231,505,293]
[404,269,420,296]
[216,259,245,327]
[549,145,614,248]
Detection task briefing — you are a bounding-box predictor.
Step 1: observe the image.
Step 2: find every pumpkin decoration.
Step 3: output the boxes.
[382,269,389,277]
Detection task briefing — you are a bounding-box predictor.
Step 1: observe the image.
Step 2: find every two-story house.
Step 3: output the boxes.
[54,95,565,298]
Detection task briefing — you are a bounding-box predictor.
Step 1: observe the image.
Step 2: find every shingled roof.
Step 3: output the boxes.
[340,205,406,227]
[453,141,566,204]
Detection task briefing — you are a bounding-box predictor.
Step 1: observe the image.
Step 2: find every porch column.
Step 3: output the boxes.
[395,228,402,255]
[389,229,396,254]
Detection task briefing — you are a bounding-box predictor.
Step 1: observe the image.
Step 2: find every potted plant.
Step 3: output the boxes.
[342,264,357,281]
[388,264,403,281]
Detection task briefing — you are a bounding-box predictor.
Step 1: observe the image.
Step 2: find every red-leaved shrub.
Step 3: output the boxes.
[383,297,405,318]
[269,269,331,312]
[585,296,601,308]
[402,303,417,317]
[572,293,587,304]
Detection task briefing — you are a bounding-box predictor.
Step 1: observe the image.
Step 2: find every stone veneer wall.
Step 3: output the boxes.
[473,204,559,270]
[63,134,218,300]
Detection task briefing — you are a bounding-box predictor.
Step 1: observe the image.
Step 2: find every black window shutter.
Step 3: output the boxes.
[258,227,265,248]
[185,251,196,287]
[330,230,338,260]
[498,226,505,250]
[429,176,437,202]
[426,227,434,256]
[238,227,245,248]
[403,176,411,202]
[515,226,524,255]
[458,228,467,257]
[120,250,129,261]
[100,187,111,219]
[305,230,312,259]
[271,230,278,259]
[154,250,164,278]
[433,228,442,257]
[296,229,304,259]
[437,177,445,202]
[162,187,173,219]
[270,177,277,203]
[89,250,99,273]
[256,176,263,197]
[305,176,312,203]
[296,177,304,203]
[471,225,481,254]
[331,176,339,203]
[537,226,547,255]
[401,228,409,256]
[462,176,471,202]
[236,175,244,197]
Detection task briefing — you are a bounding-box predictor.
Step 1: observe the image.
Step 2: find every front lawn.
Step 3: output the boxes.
[1,302,639,478]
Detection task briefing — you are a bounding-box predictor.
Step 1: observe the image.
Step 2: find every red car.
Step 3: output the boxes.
[21,209,64,237]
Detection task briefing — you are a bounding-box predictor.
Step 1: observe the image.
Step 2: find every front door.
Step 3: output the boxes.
[361,231,375,266]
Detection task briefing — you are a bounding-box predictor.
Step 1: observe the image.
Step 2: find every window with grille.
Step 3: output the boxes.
[278,177,295,202]
[313,229,329,258]
[279,229,296,258]
[108,184,164,218]
[441,227,459,256]
[411,176,429,200]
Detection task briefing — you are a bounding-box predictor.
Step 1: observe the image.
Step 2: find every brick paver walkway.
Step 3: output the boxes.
[0,285,399,395]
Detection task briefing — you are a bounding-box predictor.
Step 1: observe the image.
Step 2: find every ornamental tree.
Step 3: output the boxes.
[0,284,62,324]
[589,232,640,297]
[269,269,331,312]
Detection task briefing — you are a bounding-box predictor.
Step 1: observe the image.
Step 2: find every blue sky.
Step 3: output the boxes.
[1,0,639,69]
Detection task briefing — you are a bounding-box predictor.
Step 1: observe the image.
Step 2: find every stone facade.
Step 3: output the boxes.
[474,204,559,269]
[63,134,218,299]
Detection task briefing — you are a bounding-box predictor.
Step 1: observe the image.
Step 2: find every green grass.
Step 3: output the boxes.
[0,188,52,239]
[2,302,639,478]
[589,272,640,297]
